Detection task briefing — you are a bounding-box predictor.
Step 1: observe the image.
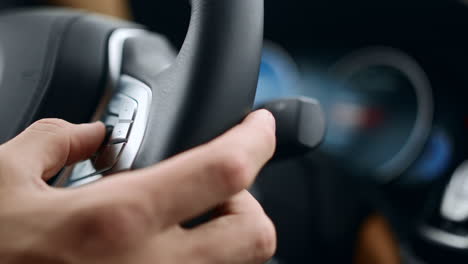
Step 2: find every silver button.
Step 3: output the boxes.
[110,123,132,143]
[69,160,97,181]
[119,97,137,121]
[108,95,124,115]
[103,115,119,127]
[68,174,104,188]
[94,143,125,172]
[108,94,137,121]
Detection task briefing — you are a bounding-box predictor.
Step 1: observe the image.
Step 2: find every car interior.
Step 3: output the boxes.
[2,0,468,263]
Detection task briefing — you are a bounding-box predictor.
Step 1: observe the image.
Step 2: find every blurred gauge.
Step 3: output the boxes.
[255,42,301,106]
[323,47,434,182]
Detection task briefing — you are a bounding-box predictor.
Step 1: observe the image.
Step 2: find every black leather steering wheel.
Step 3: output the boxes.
[0,0,264,187]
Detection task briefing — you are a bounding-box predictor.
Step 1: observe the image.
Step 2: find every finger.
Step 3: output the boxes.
[217,190,265,216]
[93,110,276,228]
[0,119,105,180]
[185,191,276,264]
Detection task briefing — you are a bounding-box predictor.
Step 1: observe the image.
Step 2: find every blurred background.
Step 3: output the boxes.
[4,0,468,263]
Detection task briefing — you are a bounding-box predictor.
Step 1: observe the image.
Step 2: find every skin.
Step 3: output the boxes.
[0,110,277,264]
[46,0,132,19]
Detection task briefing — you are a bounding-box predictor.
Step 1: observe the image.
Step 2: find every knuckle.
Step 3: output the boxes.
[75,199,152,252]
[251,216,277,262]
[29,119,71,145]
[213,151,252,193]
[29,119,72,165]
[30,119,71,133]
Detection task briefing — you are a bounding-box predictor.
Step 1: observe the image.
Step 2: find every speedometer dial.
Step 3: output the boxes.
[324,47,434,182]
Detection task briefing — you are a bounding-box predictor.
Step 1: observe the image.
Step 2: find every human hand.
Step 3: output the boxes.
[0,110,276,264]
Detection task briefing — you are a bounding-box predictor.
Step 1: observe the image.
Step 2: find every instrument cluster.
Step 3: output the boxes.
[253,0,468,262]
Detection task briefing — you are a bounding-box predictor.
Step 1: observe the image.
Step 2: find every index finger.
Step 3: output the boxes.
[93,110,276,228]
[0,119,105,182]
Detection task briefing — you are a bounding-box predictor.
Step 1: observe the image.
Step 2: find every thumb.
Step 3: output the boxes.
[0,119,105,181]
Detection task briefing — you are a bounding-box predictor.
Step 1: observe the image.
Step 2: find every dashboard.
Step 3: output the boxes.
[131,0,468,263]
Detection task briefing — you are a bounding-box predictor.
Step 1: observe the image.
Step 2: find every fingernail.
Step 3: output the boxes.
[85,121,106,131]
[92,121,105,126]
[254,109,276,131]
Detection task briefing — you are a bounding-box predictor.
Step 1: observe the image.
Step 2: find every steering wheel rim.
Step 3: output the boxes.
[121,0,265,168]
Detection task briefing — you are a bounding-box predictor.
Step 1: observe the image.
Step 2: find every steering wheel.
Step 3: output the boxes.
[0,0,265,187]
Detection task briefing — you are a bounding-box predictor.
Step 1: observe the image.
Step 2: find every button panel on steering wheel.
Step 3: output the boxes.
[55,76,153,188]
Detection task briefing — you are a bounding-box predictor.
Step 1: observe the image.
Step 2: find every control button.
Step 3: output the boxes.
[110,123,131,143]
[69,160,97,181]
[103,115,119,127]
[103,126,114,144]
[69,174,103,188]
[108,95,124,115]
[107,94,137,121]
[94,143,125,172]
[119,98,137,121]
